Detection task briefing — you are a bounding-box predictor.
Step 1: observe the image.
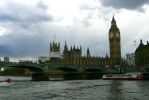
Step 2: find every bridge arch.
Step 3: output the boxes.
[1,64,44,72]
[53,66,78,72]
[84,68,103,79]
[0,63,50,81]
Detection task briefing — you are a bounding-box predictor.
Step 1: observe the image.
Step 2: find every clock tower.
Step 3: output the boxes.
[109,15,121,65]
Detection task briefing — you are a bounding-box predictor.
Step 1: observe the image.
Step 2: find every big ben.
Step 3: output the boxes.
[109,15,121,65]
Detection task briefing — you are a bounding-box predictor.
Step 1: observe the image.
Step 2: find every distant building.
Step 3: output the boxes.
[49,40,62,60]
[4,57,9,62]
[48,38,63,64]
[19,60,33,64]
[38,56,48,63]
[135,40,149,66]
[126,53,135,66]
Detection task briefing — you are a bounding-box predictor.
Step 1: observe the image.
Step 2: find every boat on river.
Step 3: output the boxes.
[102,72,143,80]
[0,78,14,86]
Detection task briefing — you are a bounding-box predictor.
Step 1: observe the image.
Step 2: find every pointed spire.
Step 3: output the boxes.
[58,42,60,47]
[73,45,75,50]
[106,53,109,58]
[147,41,149,45]
[87,48,89,52]
[54,34,56,43]
[140,39,143,44]
[80,46,82,54]
[50,43,52,51]
[70,46,72,51]
[64,40,67,48]
[111,14,116,25]
[64,40,68,51]
[138,39,144,48]
[87,48,90,57]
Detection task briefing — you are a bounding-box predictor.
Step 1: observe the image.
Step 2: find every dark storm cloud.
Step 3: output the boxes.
[0,0,54,57]
[0,33,50,57]
[0,45,14,56]
[100,0,149,11]
[0,1,53,27]
[0,13,53,24]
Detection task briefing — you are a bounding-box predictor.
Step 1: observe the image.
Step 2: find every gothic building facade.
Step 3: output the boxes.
[63,41,82,65]
[62,41,110,66]
[135,40,149,66]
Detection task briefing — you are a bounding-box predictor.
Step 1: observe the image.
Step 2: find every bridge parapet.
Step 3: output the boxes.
[0,63,45,72]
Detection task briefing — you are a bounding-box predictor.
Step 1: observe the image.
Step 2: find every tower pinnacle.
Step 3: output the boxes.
[64,40,68,51]
[87,48,90,58]
[111,15,116,25]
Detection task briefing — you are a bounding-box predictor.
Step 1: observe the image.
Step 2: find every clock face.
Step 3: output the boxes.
[116,33,119,37]
[110,33,113,38]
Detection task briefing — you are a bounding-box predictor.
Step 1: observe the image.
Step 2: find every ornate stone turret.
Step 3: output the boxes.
[49,36,61,60]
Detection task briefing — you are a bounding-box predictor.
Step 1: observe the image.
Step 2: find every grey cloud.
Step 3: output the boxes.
[0,33,50,57]
[0,9,53,23]
[0,1,53,28]
[36,1,48,10]
[80,4,97,10]
[0,45,14,56]
[100,0,149,11]
[0,20,114,58]
[0,0,142,59]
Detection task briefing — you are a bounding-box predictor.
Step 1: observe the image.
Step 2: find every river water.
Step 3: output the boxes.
[0,76,149,100]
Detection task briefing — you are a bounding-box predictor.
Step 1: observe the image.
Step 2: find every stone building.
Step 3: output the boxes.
[108,15,121,65]
[63,41,82,65]
[81,49,110,67]
[135,40,149,66]
[4,57,9,62]
[63,41,110,66]
[49,39,62,64]
[126,53,135,66]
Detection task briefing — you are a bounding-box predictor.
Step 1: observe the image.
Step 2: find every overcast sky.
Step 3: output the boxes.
[0,0,149,61]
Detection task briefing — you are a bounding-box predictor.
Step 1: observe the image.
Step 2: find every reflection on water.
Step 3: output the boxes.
[0,76,149,100]
[107,81,124,100]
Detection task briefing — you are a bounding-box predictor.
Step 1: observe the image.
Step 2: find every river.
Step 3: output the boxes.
[0,76,149,100]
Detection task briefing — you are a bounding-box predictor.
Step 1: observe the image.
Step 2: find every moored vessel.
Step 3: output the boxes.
[102,72,143,80]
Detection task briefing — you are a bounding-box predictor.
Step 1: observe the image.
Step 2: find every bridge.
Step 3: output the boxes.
[0,62,45,72]
[0,62,105,80]
[0,62,49,81]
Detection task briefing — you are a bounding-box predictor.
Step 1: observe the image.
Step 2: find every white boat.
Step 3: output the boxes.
[0,82,13,86]
[102,72,143,80]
